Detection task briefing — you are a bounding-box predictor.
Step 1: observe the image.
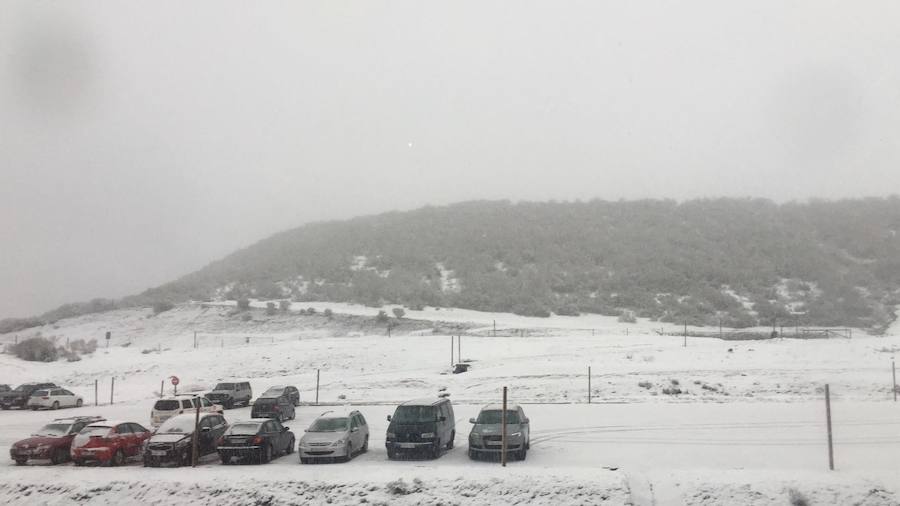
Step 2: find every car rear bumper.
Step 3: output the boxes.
[72,447,113,462]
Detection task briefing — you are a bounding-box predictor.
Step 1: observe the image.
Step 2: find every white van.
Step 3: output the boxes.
[150,394,222,427]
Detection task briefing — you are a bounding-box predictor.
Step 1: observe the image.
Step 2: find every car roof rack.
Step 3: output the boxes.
[53,415,105,422]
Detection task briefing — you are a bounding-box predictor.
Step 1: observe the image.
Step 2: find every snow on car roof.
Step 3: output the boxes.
[401,397,445,407]
[482,403,522,411]
[85,420,129,427]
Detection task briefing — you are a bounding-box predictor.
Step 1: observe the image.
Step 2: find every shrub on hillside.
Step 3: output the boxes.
[306,307,316,315]
[8,337,58,362]
[376,310,389,323]
[618,310,637,323]
[279,300,291,312]
[152,301,175,315]
[323,308,333,318]
[237,298,251,311]
[266,302,277,315]
[69,338,97,355]
[392,307,405,319]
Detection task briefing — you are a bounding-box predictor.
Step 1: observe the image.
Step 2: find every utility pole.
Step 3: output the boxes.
[94,380,98,406]
[458,335,461,363]
[193,331,197,349]
[825,384,834,471]
[451,335,455,367]
[683,322,687,347]
[501,386,508,467]
[110,377,115,405]
[315,369,320,405]
[191,398,200,467]
[588,366,592,404]
[893,360,897,402]
[493,320,496,337]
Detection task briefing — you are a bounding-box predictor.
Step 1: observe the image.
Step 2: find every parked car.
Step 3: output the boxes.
[250,395,295,422]
[467,404,530,460]
[218,418,294,464]
[27,388,83,410]
[151,394,222,427]
[205,382,252,409]
[9,416,104,465]
[0,383,58,410]
[143,412,228,467]
[71,421,152,466]
[0,384,10,393]
[260,385,300,406]
[299,410,369,464]
[385,397,455,459]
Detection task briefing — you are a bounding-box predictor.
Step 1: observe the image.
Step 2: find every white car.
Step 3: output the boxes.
[151,395,222,427]
[27,388,83,410]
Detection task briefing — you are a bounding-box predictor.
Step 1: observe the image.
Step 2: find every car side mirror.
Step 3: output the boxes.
[523,417,529,424]
[469,418,476,424]
[201,427,211,432]
[351,427,359,433]
[281,426,288,433]
[386,415,392,422]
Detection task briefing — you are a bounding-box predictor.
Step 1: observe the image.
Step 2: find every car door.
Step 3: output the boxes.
[357,412,369,442]
[210,416,228,451]
[61,389,76,407]
[349,415,361,450]
[129,423,150,456]
[518,407,529,442]
[288,387,299,405]
[114,423,133,454]
[438,402,452,443]
[269,419,285,452]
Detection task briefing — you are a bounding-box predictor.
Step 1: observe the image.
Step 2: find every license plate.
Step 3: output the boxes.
[151,450,167,456]
[399,443,416,449]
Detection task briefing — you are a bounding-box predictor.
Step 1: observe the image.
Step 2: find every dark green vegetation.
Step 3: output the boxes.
[3,198,900,334]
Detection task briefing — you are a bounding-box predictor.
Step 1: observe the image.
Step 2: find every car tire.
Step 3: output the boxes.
[286,437,295,455]
[31,406,38,411]
[343,442,352,462]
[51,447,67,465]
[225,399,233,410]
[76,399,83,408]
[386,449,396,460]
[74,459,85,467]
[447,431,455,450]
[111,449,125,467]
[14,458,27,466]
[261,444,272,464]
[300,457,309,464]
[52,401,60,410]
[431,440,441,459]
[518,446,527,461]
[362,435,369,453]
[467,449,476,460]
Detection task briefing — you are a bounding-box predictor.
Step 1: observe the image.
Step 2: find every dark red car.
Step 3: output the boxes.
[71,420,152,466]
[10,416,104,465]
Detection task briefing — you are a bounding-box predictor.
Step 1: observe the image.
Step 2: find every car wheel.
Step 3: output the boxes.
[14,458,27,466]
[31,406,38,411]
[431,440,441,459]
[386,449,396,461]
[343,442,352,462]
[261,444,272,464]
[76,399,83,408]
[286,437,295,455]
[112,449,125,467]
[467,449,476,460]
[447,431,455,449]
[300,457,309,464]
[225,399,233,409]
[362,435,369,453]
[74,459,85,467]
[51,447,67,465]
[518,446,527,461]
[52,401,60,410]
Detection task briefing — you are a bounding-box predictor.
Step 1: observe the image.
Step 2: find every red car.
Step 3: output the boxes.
[10,416,104,465]
[71,420,152,466]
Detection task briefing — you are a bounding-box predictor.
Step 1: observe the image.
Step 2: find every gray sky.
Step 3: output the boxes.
[2,1,900,318]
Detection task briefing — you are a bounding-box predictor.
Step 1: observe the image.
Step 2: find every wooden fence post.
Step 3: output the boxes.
[825,384,834,471]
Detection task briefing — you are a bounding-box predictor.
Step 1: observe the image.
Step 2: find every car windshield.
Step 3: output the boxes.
[34,423,71,436]
[392,406,437,423]
[309,417,349,432]
[158,416,196,434]
[80,426,113,436]
[214,383,234,390]
[227,423,261,435]
[476,410,520,424]
[263,387,284,396]
[32,390,49,397]
[15,384,36,392]
[154,400,180,411]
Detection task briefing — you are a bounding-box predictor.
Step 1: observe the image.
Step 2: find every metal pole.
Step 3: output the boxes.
[451,335,454,366]
[94,379,98,406]
[501,386,507,467]
[160,380,164,398]
[191,398,200,467]
[194,331,197,349]
[110,377,115,405]
[588,366,592,404]
[683,322,687,347]
[493,320,496,337]
[458,335,461,363]
[893,360,897,402]
[825,384,834,471]
[315,369,320,405]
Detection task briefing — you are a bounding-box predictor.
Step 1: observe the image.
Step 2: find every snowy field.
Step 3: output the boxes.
[1,304,900,504]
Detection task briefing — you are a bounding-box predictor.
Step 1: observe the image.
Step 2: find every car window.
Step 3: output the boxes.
[182,400,193,409]
[130,423,148,433]
[116,424,132,434]
[71,422,88,433]
[200,397,211,407]
[62,390,73,396]
[350,416,359,429]
[52,389,64,396]
[33,390,49,397]
[357,413,367,426]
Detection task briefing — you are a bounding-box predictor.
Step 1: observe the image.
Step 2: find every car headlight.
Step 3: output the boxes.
[421,433,435,439]
[509,432,522,438]
[331,439,345,447]
[35,444,51,453]
[469,433,481,440]
[386,432,395,439]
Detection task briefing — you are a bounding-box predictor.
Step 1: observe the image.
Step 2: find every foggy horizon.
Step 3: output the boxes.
[3,1,900,317]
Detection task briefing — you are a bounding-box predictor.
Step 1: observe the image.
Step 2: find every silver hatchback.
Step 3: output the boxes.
[467,404,530,460]
[298,410,369,463]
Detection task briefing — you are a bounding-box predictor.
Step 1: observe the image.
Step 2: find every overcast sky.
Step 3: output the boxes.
[2,1,900,318]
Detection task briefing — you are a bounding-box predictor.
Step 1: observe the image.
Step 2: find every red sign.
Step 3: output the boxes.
[170,376,180,386]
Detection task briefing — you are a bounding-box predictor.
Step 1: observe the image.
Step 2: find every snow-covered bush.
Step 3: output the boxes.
[7,337,58,362]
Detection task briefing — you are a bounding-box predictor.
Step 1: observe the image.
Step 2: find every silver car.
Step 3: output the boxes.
[298,410,369,463]
[467,404,530,460]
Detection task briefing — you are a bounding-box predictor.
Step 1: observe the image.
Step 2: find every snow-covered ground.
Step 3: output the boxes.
[1,304,899,505]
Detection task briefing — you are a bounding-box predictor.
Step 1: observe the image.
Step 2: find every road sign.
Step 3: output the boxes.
[171,376,180,386]
[105,331,111,340]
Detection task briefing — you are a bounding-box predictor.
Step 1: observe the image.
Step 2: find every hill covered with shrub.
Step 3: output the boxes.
[5,198,900,333]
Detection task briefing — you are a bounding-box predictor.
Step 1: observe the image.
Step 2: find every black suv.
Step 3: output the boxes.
[386,397,455,459]
[143,412,229,467]
[205,382,252,409]
[1,383,58,410]
[250,396,295,422]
